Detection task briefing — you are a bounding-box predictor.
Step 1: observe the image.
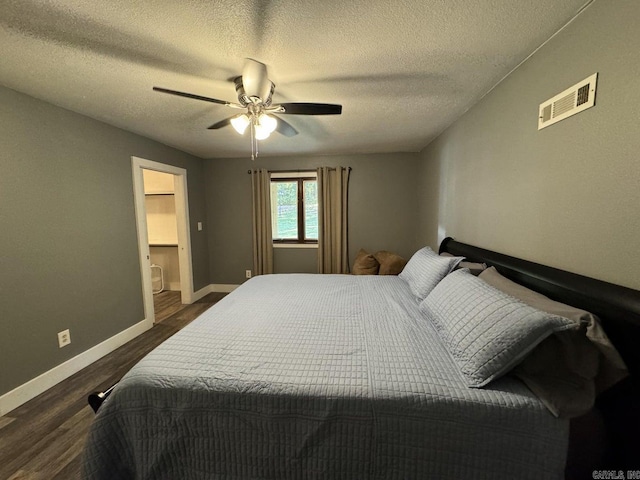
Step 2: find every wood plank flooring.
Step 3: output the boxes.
[0,291,226,480]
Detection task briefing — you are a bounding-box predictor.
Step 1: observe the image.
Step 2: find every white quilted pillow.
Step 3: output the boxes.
[399,247,463,300]
[420,269,576,387]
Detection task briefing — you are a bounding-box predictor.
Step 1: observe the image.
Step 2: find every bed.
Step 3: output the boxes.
[82,238,640,479]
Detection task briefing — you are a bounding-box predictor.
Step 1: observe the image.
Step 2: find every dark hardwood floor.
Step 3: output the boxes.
[153,290,184,322]
[0,291,227,480]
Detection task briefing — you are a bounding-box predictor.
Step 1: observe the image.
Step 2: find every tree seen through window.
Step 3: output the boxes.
[271,178,318,242]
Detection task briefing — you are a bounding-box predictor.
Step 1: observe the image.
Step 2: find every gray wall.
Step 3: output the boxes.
[0,86,210,396]
[205,153,421,285]
[417,0,640,290]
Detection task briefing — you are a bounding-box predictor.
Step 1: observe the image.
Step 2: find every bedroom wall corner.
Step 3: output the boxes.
[416,0,640,290]
[204,152,421,284]
[416,144,443,251]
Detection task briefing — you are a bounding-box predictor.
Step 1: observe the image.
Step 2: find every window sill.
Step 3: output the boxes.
[273,243,318,249]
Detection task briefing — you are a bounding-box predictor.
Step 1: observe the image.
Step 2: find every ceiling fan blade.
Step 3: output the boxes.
[276,103,342,115]
[207,117,234,130]
[274,116,298,137]
[242,58,272,101]
[153,87,232,106]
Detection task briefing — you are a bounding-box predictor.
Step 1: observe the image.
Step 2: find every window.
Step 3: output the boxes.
[270,174,318,244]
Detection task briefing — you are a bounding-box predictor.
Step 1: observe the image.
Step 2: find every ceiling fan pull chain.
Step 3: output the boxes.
[250,122,256,161]
[255,125,259,159]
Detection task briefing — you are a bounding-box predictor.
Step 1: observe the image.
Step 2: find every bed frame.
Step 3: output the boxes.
[439,237,640,474]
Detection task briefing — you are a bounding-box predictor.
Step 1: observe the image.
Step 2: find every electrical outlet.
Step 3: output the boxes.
[245,270,252,279]
[58,329,71,348]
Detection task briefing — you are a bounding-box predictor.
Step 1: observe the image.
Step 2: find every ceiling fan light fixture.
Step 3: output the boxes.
[152,58,341,159]
[254,123,272,140]
[230,114,250,134]
[258,113,277,134]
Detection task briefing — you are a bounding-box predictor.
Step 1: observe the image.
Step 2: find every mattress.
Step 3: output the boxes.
[82,274,568,479]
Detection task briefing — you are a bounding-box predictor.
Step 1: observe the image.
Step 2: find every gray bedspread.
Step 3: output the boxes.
[83,274,568,479]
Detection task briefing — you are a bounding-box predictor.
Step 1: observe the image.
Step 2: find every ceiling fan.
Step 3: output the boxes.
[153,59,342,159]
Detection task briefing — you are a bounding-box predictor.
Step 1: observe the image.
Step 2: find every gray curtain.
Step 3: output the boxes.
[317,166,350,274]
[250,169,273,275]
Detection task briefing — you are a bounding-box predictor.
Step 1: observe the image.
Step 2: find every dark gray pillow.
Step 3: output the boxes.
[420,269,575,388]
[399,247,463,299]
[479,267,628,417]
[440,252,487,276]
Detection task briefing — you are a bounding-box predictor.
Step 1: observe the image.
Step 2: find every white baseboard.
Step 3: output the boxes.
[0,318,152,417]
[211,283,240,293]
[191,284,240,301]
[191,284,215,301]
[0,284,240,417]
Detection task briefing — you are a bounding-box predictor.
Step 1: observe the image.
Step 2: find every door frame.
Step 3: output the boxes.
[131,156,194,324]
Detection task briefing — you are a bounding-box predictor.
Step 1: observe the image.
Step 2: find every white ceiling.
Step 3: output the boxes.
[0,0,592,159]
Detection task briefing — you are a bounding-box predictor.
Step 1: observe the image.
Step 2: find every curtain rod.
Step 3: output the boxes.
[247,167,352,174]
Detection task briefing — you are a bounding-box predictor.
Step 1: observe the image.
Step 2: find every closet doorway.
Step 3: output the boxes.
[131,157,194,325]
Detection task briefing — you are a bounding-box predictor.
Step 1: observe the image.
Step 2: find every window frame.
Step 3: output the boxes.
[270,172,318,245]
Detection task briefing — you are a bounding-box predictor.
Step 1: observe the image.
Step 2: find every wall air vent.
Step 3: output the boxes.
[538,73,598,130]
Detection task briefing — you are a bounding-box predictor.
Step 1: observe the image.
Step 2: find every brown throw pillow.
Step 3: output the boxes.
[374,251,407,275]
[352,249,379,275]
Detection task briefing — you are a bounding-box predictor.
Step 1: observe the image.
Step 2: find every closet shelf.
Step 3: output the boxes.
[145,192,175,195]
[149,243,178,247]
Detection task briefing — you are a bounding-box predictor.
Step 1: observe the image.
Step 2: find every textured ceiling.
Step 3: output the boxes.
[0,0,592,159]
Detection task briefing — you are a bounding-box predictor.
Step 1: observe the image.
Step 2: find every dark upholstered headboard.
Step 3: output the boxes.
[439,237,640,473]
